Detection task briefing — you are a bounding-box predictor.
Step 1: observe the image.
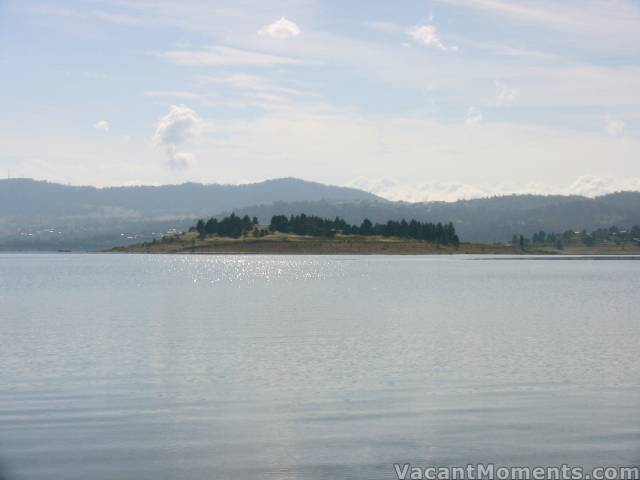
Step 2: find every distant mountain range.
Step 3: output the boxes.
[0,177,380,219]
[0,178,382,250]
[1,178,639,250]
[229,192,640,243]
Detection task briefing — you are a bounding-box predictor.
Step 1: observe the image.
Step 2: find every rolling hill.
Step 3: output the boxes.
[229,192,640,244]
[1,178,639,250]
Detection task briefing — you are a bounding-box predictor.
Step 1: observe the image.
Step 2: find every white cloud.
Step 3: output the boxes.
[408,24,456,51]
[368,19,459,51]
[157,46,300,67]
[181,102,640,192]
[153,105,203,145]
[153,105,204,169]
[165,145,193,170]
[567,175,640,197]
[465,106,483,125]
[347,175,640,202]
[495,80,519,105]
[93,120,109,132]
[258,17,301,39]
[604,114,625,136]
[6,100,640,191]
[347,177,526,202]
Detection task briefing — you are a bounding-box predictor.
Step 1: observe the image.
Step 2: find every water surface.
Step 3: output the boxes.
[1,254,639,479]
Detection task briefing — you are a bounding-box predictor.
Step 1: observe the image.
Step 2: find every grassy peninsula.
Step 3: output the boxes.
[109,213,546,255]
[109,230,535,255]
[108,213,640,255]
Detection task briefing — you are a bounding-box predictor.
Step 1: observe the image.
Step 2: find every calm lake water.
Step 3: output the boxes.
[1,254,639,479]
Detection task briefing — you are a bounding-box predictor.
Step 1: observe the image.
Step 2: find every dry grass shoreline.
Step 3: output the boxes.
[108,232,554,255]
[106,230,640,255]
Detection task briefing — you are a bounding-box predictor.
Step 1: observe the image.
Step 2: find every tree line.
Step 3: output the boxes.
[192,213,259,239]
[511,225,640,249]
[269,214,459,245]
[188,213,460,245]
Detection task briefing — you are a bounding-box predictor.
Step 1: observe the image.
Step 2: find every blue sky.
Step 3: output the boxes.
[1,0,639,200]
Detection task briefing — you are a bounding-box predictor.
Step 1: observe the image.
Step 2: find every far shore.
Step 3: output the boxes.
[102,231,640,255]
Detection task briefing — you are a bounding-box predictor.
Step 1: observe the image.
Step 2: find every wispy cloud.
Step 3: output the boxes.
[604,114,625,136]
[408,24,456,51]
[156,46,301,67]
[436,0,640,53]
[29,1,312,37]
[14,0,640,189]
[437,0,640,33]
[495,80,519,106]
[365,21,405,34]
[258,17,301,39]
[29,5,157,28]
[93,120,110,132]
[464,107,482,125]
[144,77,314,112]
[195,73,308,96]
[144,90,202,99]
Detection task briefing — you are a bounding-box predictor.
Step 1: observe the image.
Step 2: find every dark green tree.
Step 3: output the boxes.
[196,219,206,239]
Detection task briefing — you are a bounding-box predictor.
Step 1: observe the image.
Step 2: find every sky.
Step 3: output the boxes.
[1,0,640,201]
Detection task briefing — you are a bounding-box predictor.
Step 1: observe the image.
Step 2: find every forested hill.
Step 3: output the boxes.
[0,177,382,219]
[228,192,640,244]
[0,177,383,249]
[1,177,639,249]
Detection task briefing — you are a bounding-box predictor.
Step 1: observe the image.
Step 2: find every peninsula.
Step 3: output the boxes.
[109,213,546,255]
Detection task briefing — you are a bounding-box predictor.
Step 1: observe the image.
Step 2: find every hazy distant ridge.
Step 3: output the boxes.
[0,177,383,219]
[1,178,639,249]
[228,192,640,243]
[0,178,383,250]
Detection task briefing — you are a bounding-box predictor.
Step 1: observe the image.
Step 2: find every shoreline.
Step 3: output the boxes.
[107,236,551,255]
[102,231,640,256]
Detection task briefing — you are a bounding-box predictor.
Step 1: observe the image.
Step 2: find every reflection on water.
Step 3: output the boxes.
[1,254,639,479]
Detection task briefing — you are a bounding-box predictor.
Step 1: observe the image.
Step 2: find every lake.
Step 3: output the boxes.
[1,254,639,479]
